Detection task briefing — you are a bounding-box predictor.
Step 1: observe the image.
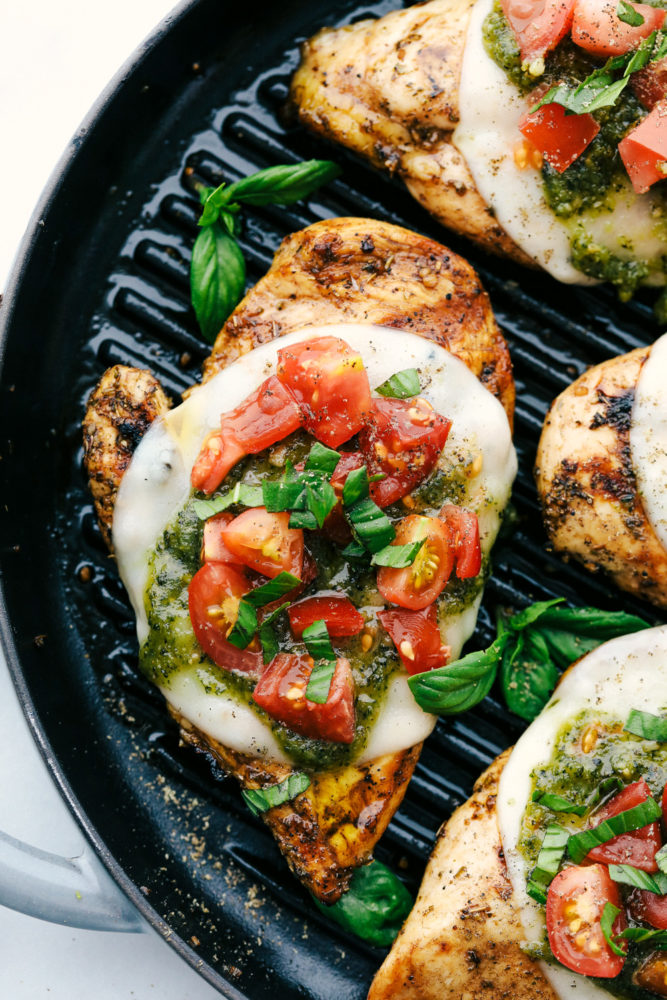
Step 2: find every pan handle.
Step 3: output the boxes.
[0,828,145,932]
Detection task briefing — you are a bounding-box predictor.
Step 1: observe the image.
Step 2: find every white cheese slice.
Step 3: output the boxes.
[631,332,667,552]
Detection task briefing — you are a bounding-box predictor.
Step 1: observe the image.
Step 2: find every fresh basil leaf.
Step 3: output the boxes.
[371,539,425,568]
[657,843,667,875]
[526,880,548,904]
[190,221,246,343]
[305,442,341,477]
[303,620,336,662]
[347,497,395,554]
[305,659,337,704]
[600,902,627,957]
[312,860,412,948]
[343,465,371,507]
[305,479,338,528]
[587,776,624,811]
[342,540,368,560]
[501,630,558,722]
[616,926,667,948]
[506,598,565,632]
[242,773,310,817]
[625,708,667,742]
[626,30,657,74]
[617,0,645,26]
[262,476,306,512]
[193,483,264,518]
[531,790,587,816]
[609,864,665,893]
[226,600,258,649]
[533,606,649,669]
[259,623,280,665]
[408,636,506,715]
[244,573,300,608]
[568,797,662,864]
[223,160,341,207]
[375,368,421,399]
[289,509,319,530]
[529,824,569,890]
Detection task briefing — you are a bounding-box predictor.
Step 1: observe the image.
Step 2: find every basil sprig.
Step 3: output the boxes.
[312,860,412,947]
[625,708,667,742]
[190,160,341,342]
[375,368,421,399]
[408,597,649,720]
[242,773,310,817]
[262,445,340,530]
[526,824,569,904]
[567,796,662,864]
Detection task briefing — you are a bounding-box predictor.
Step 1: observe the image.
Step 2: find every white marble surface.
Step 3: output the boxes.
[0,2,221,996]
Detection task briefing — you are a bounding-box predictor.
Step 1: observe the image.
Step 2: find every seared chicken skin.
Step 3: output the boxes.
[536,347,667,610]
[83,218,514,903]
[290,1,532,265]
[369,751,557,1000]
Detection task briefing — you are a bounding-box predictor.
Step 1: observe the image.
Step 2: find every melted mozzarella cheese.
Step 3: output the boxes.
[631,332,667,552]
[497,625,667,999]
[454,0,666,286]
[113,323,516,764]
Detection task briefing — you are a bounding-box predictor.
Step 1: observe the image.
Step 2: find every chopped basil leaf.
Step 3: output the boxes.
[241,772,311,817]
[375,368,421,399]
[371,539,425,568]
[342,540,368,560]
[305,479,338,528]
[531,790,587,817]
[529,824,569,893]
[289,509,319,530]
[587,776,624,811]
[311,860,412,948]
[305,659,337,704]
[526,880,548,905]
[625,708,667,742]
[408,636,506,715]
[568,797,662,864]
[262,477,305,512]
[347,497,395,553]
[656,843,667,875]
[193,483,263,519]
[609,864,665,893]
[617,0,644,27]
[616,926,667,948]
[302,620,336,662]
[244,573,300,608]
[600,902,627,958]
[257,601,291,665]
[226,600,259,649]
[305,442,341,477]
[342,465,371,508]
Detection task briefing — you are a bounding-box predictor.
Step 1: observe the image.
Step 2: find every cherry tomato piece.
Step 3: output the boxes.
[631,57,667,111]
[253,653,355,743]
[628,887,667,930]
[360,397,452,507]
[276,336,372,448]
[586,779,661,871]
[635,953,667,995]
[546,864,627,977]
[572,0,665,57]
[501,0,576,63]
[378,605,449,675]
[323,451,365,544]
[288,595,365,638]
[191,430,245,494]
[221,508,304,580]
[439,505,482,579]
[188,562,262,676]
[202,512,237,564]
[519,102,599,173]
[377,515,454,611]
[619,101,667,194]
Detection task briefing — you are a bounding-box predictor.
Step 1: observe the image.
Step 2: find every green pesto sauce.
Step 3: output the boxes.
[519,711,667,998]
[139,431,485,772]
[482,2,667,299]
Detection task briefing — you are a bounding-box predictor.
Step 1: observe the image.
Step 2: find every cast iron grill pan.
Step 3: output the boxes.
[0,0,662,996]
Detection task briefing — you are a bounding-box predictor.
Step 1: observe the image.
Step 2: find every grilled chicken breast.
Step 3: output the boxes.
[290,2,531,265]
[83,217,514,903]
[536,347,667,610]
[369,751,557,1000]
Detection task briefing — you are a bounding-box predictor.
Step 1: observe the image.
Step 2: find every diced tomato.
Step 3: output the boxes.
[276,336,372,448]
[202,512,237,564]
[501,0,576,63]
[619,101,667,194]
[546,864,626,977]
[253,653,355,743]
[628,887,667,930]
[331,451,365,494]
[635,953,667,994]
[359,398,451,507]
[221,508,304,579]
[439,505,482,579]
[631,56,667,111]
[191,430,245,494]
[519,101,600,173]
[572,0,665,57]
[377,515,454,611]
[378,605,449,675]
[288,595,365,638]
[324,451,366,544]
[585,779,661,871]
[188,562,262,675]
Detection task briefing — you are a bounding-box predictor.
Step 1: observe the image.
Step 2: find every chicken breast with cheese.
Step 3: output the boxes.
[83,217,517,904]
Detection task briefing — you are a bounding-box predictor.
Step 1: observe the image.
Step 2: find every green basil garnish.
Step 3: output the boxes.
[303,619,337,663]
[289,509,319,530]
[257,601,291,665]
[347,497,395,554]
[616,927,667,948]
[531,790,587,817]
[244,572,300,608]
[190,219,246,343]
[408,637,506,715]
[342,465,371,508]
[226,600,259,650]
[617,0,645,27]
[305,659,337,704]
[656,844,667,875]
[341,540,367,561]
[305,442,341,477]
[242,773,311,816]
[600,902,627,958]
[625,708,667,742]
[568,797,662,864]
[213,160,341,210]
[526,824,569,902]
[609,864,667,894]
[501,629,558,722]
[375,368,421,399]
[587,776,624,811]
[193,483,264,519]
[312,860,412,948]
[371,539,425,568]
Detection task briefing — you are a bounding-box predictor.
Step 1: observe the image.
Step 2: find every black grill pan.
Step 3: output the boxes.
[0,0,662,996]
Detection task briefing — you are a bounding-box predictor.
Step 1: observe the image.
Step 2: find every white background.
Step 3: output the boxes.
[0,3,221,996]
